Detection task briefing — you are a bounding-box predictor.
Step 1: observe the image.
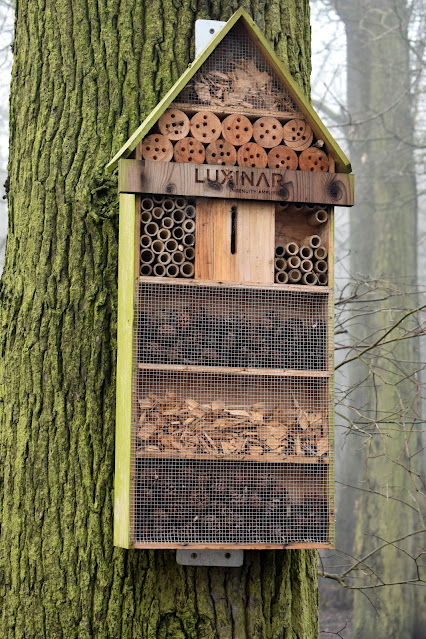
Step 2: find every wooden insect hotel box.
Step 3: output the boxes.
[109,9,354,550]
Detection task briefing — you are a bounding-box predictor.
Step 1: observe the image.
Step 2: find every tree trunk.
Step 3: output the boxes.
[334,1,424,637]
[0,1,318,637]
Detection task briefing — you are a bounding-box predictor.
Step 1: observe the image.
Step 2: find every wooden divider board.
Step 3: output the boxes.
[119,159,354,206]
[195,198,275,283]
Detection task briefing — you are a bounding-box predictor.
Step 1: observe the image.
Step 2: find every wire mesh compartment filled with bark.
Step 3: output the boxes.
[136,280,330,370]
[133,458,331,545]
[172,23,302,118]
[140,195,196,278]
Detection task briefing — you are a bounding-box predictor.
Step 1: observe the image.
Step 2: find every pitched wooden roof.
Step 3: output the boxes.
[107,8,351,173]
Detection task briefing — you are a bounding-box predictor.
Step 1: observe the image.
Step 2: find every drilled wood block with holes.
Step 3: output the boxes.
[112,8,353,550]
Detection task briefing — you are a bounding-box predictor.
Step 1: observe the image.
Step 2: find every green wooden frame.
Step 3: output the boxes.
[107,8,351,174]
[114,193,136,548]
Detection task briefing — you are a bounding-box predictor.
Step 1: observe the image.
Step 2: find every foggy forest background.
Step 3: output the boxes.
[0,1,424,637]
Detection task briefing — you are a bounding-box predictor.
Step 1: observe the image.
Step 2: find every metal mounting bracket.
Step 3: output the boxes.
[176,549,244,567]
[195,20,226,57]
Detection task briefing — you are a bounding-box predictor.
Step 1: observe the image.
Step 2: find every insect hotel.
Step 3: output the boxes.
[109,8,354,554]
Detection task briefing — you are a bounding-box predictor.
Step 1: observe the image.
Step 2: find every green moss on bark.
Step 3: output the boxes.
[0,1,316,637]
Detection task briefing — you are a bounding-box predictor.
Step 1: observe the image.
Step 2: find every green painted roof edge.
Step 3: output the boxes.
[107,8,351,174]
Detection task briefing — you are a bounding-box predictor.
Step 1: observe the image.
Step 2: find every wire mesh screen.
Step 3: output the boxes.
[136,280,329,370]
[172,24,303,119]
[131,280,333,546]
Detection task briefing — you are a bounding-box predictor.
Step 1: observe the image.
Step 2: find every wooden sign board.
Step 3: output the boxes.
[119,159,354,206]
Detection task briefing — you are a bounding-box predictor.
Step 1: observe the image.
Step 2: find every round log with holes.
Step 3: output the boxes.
[299,148,329,172]
[236,142,267,168]
[222,114,253,146]
[252,116,283,148]
[158,108,190,140]
[282,119,313,150]
[142,134,173,162]
[174,138,206,164]
[267,145,298,170]
[206,139,237,165]
[190,111,221,143]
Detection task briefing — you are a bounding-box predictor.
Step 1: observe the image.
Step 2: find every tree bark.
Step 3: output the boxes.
[333,1,424,637]
[0,1,318,637]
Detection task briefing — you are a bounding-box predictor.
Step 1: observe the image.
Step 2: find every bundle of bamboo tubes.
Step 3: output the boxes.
[135,459,329,543]
[140,195,196,278]
[274,210,329,286]
[141,108,330,171]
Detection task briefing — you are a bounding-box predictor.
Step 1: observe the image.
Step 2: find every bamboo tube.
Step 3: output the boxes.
[185,205,196,219]
[153,263,166,277]
[183,233,195,247]
[140,264,153,276]
[284,242,299,256]
[158,252,172,265]
[303,235,321,249]
[171,251,185,265]
[307,209,328,226]
[140,249,155,264]
[293,203,304,212]
[141,197,154,211]
[166,263,179,278]
[275,271,289,284]
[314,246,328,260]
[172,226,185,241]
[175,197,187,210]
[162,217,174,229]
[317,272,328,286]
[184,247,195,261]
[172,209,185,224]
[141,210,152,224]
[277,202,289,210]
[151,207,164,221]
[162,198,175,212]
[302,272,318,285]
[182,219,196,233]
[275,245,285,257]
[165,239,178,252]
[288,269,302,284]
[275,257,287,271]
[140,235,152,248]
[314,260,328,273]
[299,245,313,259]
[152,239,165,254]
[145,222,159,237]
[300,259,313,273]
[287,255,301,269]
[304,204,317,213]
[180,262,195,278]
[152,195,164,204]
[158,228,171,241]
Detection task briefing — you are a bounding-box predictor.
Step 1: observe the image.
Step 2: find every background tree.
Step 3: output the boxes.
[0,1,320,637]
[312,1,425,637]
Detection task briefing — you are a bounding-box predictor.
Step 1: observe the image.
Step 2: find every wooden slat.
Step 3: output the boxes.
[135,449,329,464]
[114,194,136,549]
[119,159,354,206]
[138,275,331,294]
[132,542,332,549]
[195,198,275,283]
[137,362,330,378]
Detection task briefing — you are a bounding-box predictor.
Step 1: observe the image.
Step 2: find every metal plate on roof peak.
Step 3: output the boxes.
[195,20,226,57]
